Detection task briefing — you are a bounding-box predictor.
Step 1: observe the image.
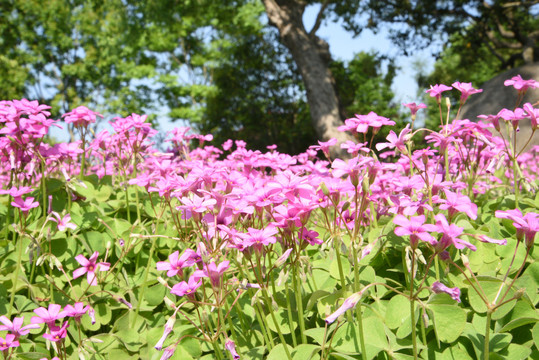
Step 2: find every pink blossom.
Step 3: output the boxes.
[504,74,539,92]
[49,212,77,232]
[432,281,461,302]
[31,304,67,327]
[42,321,69,342]
[298,228,323,246]
[63,302,89,322]
[73,251,111,286]
[431,214,477,252]
[62,106,103,127]
[170,274,202,298]
[393,215,437,248]
[325,292,363,324]
[452,82,483,103]
[155,316,175,350]
[499,108,527,129]
[0,334,19,350]
[160,344,177,360]
[193,260,230,287]
[376,125,411,154]
[0,316,40,338]
[156,249,197,277]
[523,103,539,131]
[225,339,240,359]
[495,209,538,247]
[438,190,477,220]
[425,84,452,101]
[403,102,427,116]
[11,196,39,215]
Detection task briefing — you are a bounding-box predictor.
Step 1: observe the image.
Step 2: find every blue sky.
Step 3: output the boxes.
[303,5,436,104]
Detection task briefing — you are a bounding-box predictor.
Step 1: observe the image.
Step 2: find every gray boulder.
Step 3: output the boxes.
[459,62,539,151]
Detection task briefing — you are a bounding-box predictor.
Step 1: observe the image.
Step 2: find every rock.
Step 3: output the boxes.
[459,62,539,151]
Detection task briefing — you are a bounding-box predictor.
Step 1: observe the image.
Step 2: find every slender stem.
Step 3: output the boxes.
[134,237,156,318]
[351,245,367,360]
[261,287,293,360]
[284,280,298,347]
[8,233,23,317]
[484,310,492,360]
[410,252,418,360]
[333,238,347,290]
[292,265,307,344]
[493,240,521,304]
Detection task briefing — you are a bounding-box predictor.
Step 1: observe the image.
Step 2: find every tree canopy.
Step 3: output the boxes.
[1,0,535,152]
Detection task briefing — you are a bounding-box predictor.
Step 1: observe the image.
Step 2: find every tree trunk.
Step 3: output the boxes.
[262,0,354,158]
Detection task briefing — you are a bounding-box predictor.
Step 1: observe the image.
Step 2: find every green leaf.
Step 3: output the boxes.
[304,327,327,345]
[292,344,320,360]
[385,295,411,329]
[265,309,296,334]
[428,303,466,343]
[267,344,294,360]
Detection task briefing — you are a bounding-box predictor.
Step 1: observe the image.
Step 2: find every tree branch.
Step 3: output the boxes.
[309,0,330,36]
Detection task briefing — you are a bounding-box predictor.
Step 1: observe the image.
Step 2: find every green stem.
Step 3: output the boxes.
[292,265,307,344]
[351,245,367,360]
[410,252,418,360]
[284,280,298,347]
[134,237,156,318]
[261,287,293,360]
[334,238,347,290]
[8,233,23,317]
[484,310,492,360]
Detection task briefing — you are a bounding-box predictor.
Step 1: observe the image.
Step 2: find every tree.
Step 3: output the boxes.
[0,0,157,116]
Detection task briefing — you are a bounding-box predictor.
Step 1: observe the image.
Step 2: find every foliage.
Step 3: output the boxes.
[0,76,538,359]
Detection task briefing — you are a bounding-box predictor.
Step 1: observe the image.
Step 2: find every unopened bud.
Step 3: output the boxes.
[461,254,469,267]
[514,288,525,300]
[163,296,176,309]
[320,182,330,196]
[341,201,350,212]
[275,248,293,268]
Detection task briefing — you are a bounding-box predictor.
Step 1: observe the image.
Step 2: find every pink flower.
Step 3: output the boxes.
[476,235,507,246]
[0,316,40,339]
[478,113,502,132]
[31,304,67,327]
[311,138,337,159]
[11,196,39,215]
[298,228,323,246]
[438,190,477,220]
[325,292,363,324]
[432,281,461,302]
[73,251,110,286]
[156,249,197,277]
[63,302,89,322]
[495,209,538,247]
[170,274,202,298]
[62,106,103,127]
[42,321,69,342]
[499,108,527,130]
[431,214,477,252]
[425,84,452,101]
[160,344,177,360]
[238,226,278,250]
[403,102,427,116]
[225,339,240,359]
[155,316,175,350]
[193,260,230,288]
[393,214,437,248]
[0,334,19,350]
[452,82,483,103]
[376,124,411,154]
[504,75,539,92]
[523,102,539,131]
[49,212,77,232]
